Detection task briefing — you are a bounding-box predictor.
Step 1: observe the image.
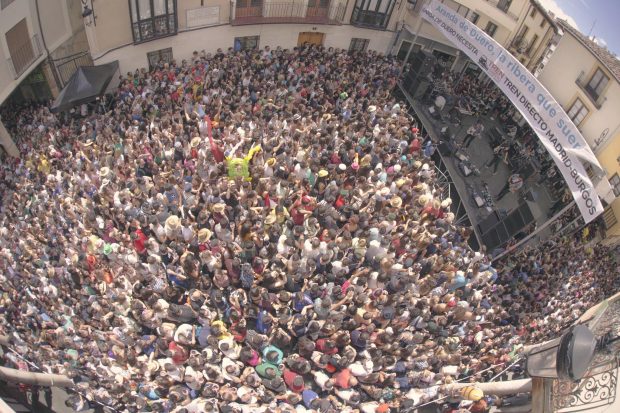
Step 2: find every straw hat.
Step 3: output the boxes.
[368,105,377,113]
[418,195,430,206]
[99,167,112,179]
[212,203,226,214]
[198,228,212,243]
[318,170,329,178]
[390,196,403,208]
[191,137,202,148]
[165,215,181,232]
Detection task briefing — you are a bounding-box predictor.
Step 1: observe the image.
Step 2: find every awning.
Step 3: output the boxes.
[50,61,119,113]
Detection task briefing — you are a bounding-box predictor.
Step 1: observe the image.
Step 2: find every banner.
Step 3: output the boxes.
[421,0,604,223]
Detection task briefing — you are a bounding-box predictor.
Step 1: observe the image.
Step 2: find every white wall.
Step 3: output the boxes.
[538,33,620,151]
[0,0,76,105]
[94,23,395,74]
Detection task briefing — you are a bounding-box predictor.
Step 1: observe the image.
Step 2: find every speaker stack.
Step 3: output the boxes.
[403,50,437,97]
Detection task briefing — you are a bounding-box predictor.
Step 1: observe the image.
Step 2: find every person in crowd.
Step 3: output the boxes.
[462,120,485,149]
[0,45,618,413]
[496,173,523,201]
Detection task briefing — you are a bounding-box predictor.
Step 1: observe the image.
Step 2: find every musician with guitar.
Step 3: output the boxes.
[485,142,509,174]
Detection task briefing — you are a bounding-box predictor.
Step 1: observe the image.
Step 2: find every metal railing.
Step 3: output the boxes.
[233,1,345,24]
[6,34,43,79]
[576,71,607,109]
[53,51,93,87]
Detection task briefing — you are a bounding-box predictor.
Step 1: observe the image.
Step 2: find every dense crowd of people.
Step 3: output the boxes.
[0,45,618,413]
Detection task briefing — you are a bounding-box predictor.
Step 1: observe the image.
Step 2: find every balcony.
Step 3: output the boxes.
[510,37,536,57]
[576,71,607,109]
[6,34,42,79]
[232,1,346,26]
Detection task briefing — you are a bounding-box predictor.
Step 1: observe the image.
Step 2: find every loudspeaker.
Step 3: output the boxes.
[403,76,430,99]
[413,78,431,99]
[438,141,453,156]
[410,50,437,79]
[478,212,500,235]
[480,203,535,250]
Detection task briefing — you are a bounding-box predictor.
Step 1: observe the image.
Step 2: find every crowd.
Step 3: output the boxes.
[0,45,618,413]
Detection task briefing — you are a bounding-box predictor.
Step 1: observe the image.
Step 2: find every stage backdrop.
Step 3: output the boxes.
[421,0,604,223]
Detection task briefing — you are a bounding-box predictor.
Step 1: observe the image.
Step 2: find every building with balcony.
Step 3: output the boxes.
[85,0,406,74]
[508,0,559,71]
[393,0,559,77]
[538,20,620,245]
[0,0,91,155]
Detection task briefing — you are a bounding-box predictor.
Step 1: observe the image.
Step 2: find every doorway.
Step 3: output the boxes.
[297,32,325,47]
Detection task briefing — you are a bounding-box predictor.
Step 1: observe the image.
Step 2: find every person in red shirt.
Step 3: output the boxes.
[290,194,315,226]
[132,229,148,255]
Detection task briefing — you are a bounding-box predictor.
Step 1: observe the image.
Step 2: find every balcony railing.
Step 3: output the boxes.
[6,34,42,79]
[232,1,345,25]
[576,71,607,109]
[483,0,518,21]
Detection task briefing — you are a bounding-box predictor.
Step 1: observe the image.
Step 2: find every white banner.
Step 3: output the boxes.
[421,0,604,223]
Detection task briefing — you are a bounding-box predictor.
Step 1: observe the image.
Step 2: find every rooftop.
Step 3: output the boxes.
[557,19,620,84]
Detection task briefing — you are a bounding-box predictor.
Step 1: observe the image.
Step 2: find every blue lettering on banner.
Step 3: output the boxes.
[421,0,603,222]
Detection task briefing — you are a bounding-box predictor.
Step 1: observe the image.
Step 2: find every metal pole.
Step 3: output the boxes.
[398,0,429,77]
[442,378,533,396]
[0,366,73,388]
[492,200,576,262]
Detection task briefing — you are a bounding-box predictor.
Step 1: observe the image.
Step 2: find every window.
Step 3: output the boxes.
[351,0,398,30]
[527,34,539,55]
[497,0,512,13]
[5,19,39,77]
[234,36,259,51]
[610,174,620,197]
[1,0,15,9]
[567,98,589,126]
[514,26,529,45]
[129,0,177,43]
[468,12,479,24]
[442,0,468,17]
[349,38,370,52]
[529,7,537,18]
[147,47,173,70]
[585,68,610,102]
[485,22,498,37]
[540,19,545,28]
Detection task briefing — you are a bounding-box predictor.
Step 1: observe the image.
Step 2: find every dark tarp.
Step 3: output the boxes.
[50,61,119,113]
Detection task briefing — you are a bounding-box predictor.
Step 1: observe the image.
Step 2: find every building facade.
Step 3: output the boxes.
[507,0,558,71]
[393,0,558,78]
[538,20,620,244]
[0,0,90,155]
[85,0,406,74]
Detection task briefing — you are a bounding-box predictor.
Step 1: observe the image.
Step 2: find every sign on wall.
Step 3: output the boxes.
[186,6,220,28]
[421,0,605,223]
